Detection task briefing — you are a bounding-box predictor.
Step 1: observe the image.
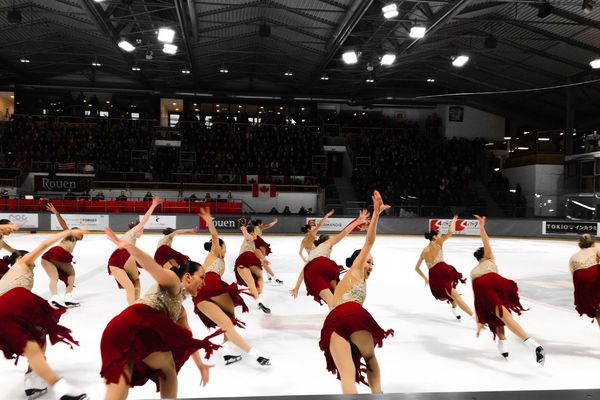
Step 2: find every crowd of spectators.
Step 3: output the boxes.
[347,129,487,213]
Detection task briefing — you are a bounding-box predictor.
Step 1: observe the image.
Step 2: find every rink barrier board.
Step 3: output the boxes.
[142,389,600,400]
[2,212,596,239]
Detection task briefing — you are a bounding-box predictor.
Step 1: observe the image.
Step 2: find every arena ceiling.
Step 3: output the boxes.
[0,0,599,121]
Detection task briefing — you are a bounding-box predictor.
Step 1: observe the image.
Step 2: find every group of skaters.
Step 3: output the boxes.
[0,191,598,399]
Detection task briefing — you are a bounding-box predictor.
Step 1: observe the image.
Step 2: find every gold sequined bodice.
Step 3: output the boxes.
[336,280,366,307]
[308,242,332,261]
[122,230,137,246]
[0,263,33,296]
[206,258,225,276]
[425,247,444,269]
[137,284,185,321]
[158,236,173,248]
[569,247,599,273]
[240,238,256,253]
[470,259,498,280]
[60,238,76,253]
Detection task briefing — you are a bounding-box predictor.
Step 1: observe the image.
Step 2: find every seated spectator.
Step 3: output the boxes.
[217,194,223,202]
[116,191,127,201]
[282,206,291,215]
[0,188,9,199]
[185,193,198,202]
[93,191,105,201]
[269,207,279,215]
[79,190,90,200]
[227,191,233,202]
[64,189,76,200]
[143,191,153,201]
[204,192,212,202]
[298,206,308,215]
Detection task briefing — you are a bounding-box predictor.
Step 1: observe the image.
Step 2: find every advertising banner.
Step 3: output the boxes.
[50,214,109,231]
[0,213,39,229]
[140,215,177,230]
[305,217,365,232]
[34,175,92,192]
[542,221,599,236]
[429,219,480,235]
[199,216,251,231]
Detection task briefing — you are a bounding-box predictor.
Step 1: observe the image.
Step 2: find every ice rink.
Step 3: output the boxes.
[1,232,599,400]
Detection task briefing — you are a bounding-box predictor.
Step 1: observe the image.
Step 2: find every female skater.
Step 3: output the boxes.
[154,227,196,269]
[0,229,87,400]
[252,218,281,283]
[414,215,474,320]
[291,210,369,309]
[568,233,600,327]
[193,208,270,366]
[471,215,545,364]
[319,191,393,394]
[101,228,220,400]
[0,219,18,278]
[42,203,85,308]
[298,210,335,264]
[107,196,162,305]
[234,225,271,314]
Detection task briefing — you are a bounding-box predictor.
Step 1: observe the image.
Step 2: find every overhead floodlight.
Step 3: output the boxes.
[284,68,293,76]
[590,58,600,69]
[145,50,153,60]
[342,50,358,64]
[118,40,135,52]
[380,54,396,65]
[366,75,374,83]
[582,0,594,14]
[181,67,191,74]
[409,26,426,39]
[382,3,398,18]
[158,27,175,43]
[92,61,101,67]
[219,64,228,73]
[452,55,469,67]
[19,57,30,63]
[131,65,141,71]
[426,78,435,83]
[163,43,178,54]
[321,74,329,80]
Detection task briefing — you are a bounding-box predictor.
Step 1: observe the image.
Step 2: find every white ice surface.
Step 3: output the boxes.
[1,233,599,399]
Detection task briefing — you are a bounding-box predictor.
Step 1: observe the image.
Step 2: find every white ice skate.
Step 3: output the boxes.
[53,378,87,400]
[50,294,66,309]
[24,371,47,400]
[64,293,80,308]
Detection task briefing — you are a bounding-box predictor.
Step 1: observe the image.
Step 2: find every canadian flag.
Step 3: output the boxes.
[252,183,277,198]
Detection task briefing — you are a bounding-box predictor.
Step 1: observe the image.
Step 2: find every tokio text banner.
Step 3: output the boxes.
[50,214,109,231]
[542,221,599,236]
[429,219,480,236]
[0,213,39,229]
[139,215,177,230]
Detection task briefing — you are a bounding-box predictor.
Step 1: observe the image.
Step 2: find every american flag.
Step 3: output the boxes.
[56,162,76,171]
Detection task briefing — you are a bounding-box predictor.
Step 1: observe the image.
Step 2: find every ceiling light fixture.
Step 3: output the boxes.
[409,25,426,39]
[92,60,101,67]
[380,54,396,65]
[145,50,153,60]
[342,50,358,64]
[590,58,600,69]
[382,3,398,19]
[427,78,435,83]
[19,57,30,63]
[131,65,141,71]
[158,27,175,43]
[118,40,135,52]
[163,43,178,55]
[284,68,293,76]
[366,75,374,83]
[181,67,191,74]
[582,0,594,14]
[321,74,329,80]
[452,55,469,67]
[219,64,228,73]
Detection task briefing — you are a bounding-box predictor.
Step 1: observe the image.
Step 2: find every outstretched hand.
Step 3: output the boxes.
[372,190,391,215]
[46,203,57,213]
[290,287,299,299]
[473,215,486,226]
[199,207,213,223]
[199,363,214,386]
[356,209,370,225]
[104,227,129,248]
[151,196,164,207]
[325,209,335,218]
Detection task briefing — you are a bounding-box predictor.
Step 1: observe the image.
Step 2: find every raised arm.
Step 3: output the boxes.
[47,203,69,230]
[21,229,87,266]
[314,210,334,235]
[260,218,278,231]
[328,209,369,247]
[134,196,163,234]
[240,226,254,241]
[349,191,389,276]
[414,251,428,286]
[105,227,179,288]
[0,222,19,236]
[474,215,494,260]
[167,229,196,238]
[439,215,458,245]
[200,207,220,255]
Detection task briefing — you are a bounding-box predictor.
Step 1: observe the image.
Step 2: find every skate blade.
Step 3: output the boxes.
[224,355,242,365]
[25,388,48,400]
[50,301,67,309]
[65,303,81,308]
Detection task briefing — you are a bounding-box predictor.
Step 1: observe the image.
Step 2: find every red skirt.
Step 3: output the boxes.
[254,236,272,256]
[42,246,74,286]
[319,301,394,386]
[0,287,77,361]
[304,256,343,305]
[573,264,600,319]
[234,251,263,288]
[154,245,189,267]
[100,304,222,391]
[428,262,466,303]
[193,271,249,329]
[472,273,527,338]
